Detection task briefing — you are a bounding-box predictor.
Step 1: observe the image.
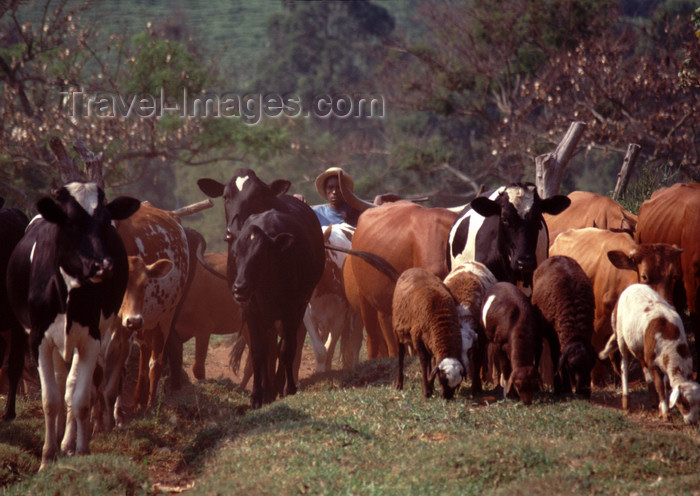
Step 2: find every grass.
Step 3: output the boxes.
[1,349,700,495]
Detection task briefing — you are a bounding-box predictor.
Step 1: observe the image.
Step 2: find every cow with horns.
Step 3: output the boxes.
[198,169,324,409]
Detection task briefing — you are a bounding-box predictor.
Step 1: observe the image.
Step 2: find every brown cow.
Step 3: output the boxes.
[114,202,190,410]
[543,191,637,243]
[550,227,682,384]
[168,252,244,384]
[636,183,700,360]
[343,201,458,358]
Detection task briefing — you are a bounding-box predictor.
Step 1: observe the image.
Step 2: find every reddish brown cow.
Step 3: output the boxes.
[636,183,700,360]
[550,227,682,384]
[343,201,458,358]
[168,252,244,383]
[114,202,190,410]
[544,191,637,243]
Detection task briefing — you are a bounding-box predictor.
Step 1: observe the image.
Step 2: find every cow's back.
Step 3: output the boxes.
[347,201,457,314]
[636,183,700,314]
[544,191,637,241]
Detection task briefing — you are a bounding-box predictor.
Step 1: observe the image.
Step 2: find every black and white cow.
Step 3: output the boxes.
[198,169,325,409]
[6,183,140,469]
[447,183,570,291]
[0,199,29,421]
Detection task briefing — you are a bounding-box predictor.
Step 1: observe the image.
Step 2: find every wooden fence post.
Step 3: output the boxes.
[612,144,641,201]
[535,121,587,198]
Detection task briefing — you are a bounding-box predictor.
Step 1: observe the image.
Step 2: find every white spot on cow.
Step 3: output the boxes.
[28,214,42,230]
[482,294,496,328]
[505,185,534,217]
[60,266,81,290]
[29,242,36,263]
[66,182,99,215]
[250,233,255,241]
[438,358,464,389]
[235,175,250,192]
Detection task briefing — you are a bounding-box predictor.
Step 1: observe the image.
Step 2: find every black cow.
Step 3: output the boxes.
[448,183,570,290]
[198,169,324,408]
[6,183,140,469]
[0,199,29,421]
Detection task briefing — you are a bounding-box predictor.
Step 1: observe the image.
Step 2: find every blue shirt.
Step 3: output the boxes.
[312,204,360,227]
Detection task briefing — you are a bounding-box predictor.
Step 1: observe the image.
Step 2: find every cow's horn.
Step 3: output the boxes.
[338,170,375,212]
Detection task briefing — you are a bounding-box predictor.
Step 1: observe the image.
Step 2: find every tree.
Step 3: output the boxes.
[0,0,288,210]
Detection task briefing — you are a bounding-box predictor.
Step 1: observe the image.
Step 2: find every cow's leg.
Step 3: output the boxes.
[245,313,266,409]
[164,330,185,388]
[279,308,305,398]
[619,344,630,411]
[193,333,211,381]
[2,324,27,421]
[377,311,398,357]
[62,336,99,457]
[134,340,151,410]
[649,366,668,420]
[341,311,363,369]
[101,326,131,432]
[303,307,327,373]
[359,299,386,359]
[146,325,166,410]
[37,339,60,470]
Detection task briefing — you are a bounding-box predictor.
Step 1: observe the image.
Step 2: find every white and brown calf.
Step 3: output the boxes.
[600,283,700,424]
[444,261,497,395]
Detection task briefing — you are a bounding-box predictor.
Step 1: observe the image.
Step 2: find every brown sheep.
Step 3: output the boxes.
[443,261,497,395]
[531,255,597,398]
[481,282,541,405]
[392,267,466,399]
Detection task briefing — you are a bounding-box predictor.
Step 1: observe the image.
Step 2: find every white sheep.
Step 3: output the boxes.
[599,283,700,424]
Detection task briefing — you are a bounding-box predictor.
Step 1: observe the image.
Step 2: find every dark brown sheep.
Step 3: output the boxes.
[531,255,596,398]
[481,282,541,405]
[392,267,466,399]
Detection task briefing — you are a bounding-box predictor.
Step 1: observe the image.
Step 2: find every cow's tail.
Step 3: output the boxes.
[324,243,400,283]
[185,227,227,281]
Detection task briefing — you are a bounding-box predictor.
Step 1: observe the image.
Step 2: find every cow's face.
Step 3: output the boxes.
[506,365,539,405]
[37,182,140,286]
[119,256,174,331]
[607,244,683,304]
[197,169,290,243]
[471,184,570,284]
[231,222,295,303]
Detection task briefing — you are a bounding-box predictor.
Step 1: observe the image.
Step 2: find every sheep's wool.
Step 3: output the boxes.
[439,358,463,389]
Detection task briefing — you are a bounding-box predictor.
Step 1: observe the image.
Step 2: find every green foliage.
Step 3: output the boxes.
[618,162,680,214]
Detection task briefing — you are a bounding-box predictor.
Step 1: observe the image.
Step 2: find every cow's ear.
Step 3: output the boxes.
[540,195,571,216]
[107,196,141,221]
[269,179,291,197]
[37,197,67,225]
[470,197,500,217]
[272,232,295,252]
[607,250,637,271]
[146,259,174,279]
[197,178,225,198]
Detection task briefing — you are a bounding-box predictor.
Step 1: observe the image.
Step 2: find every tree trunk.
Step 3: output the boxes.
[535,121,587,198]
[612,144,641,201]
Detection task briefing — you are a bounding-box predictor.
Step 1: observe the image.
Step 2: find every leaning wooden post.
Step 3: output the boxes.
[49,137,83,184]
[73,139,105,190]
[612,144,641,201]
[535,121,587,198]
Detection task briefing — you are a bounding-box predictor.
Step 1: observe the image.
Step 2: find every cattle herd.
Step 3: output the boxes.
[1,157,699,471]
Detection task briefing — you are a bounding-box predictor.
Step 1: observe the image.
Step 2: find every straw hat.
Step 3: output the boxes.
[314,167,354,201]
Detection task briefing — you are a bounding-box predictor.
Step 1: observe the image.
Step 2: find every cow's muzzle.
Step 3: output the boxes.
[89,258,114,282]
[232,283,251,303]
